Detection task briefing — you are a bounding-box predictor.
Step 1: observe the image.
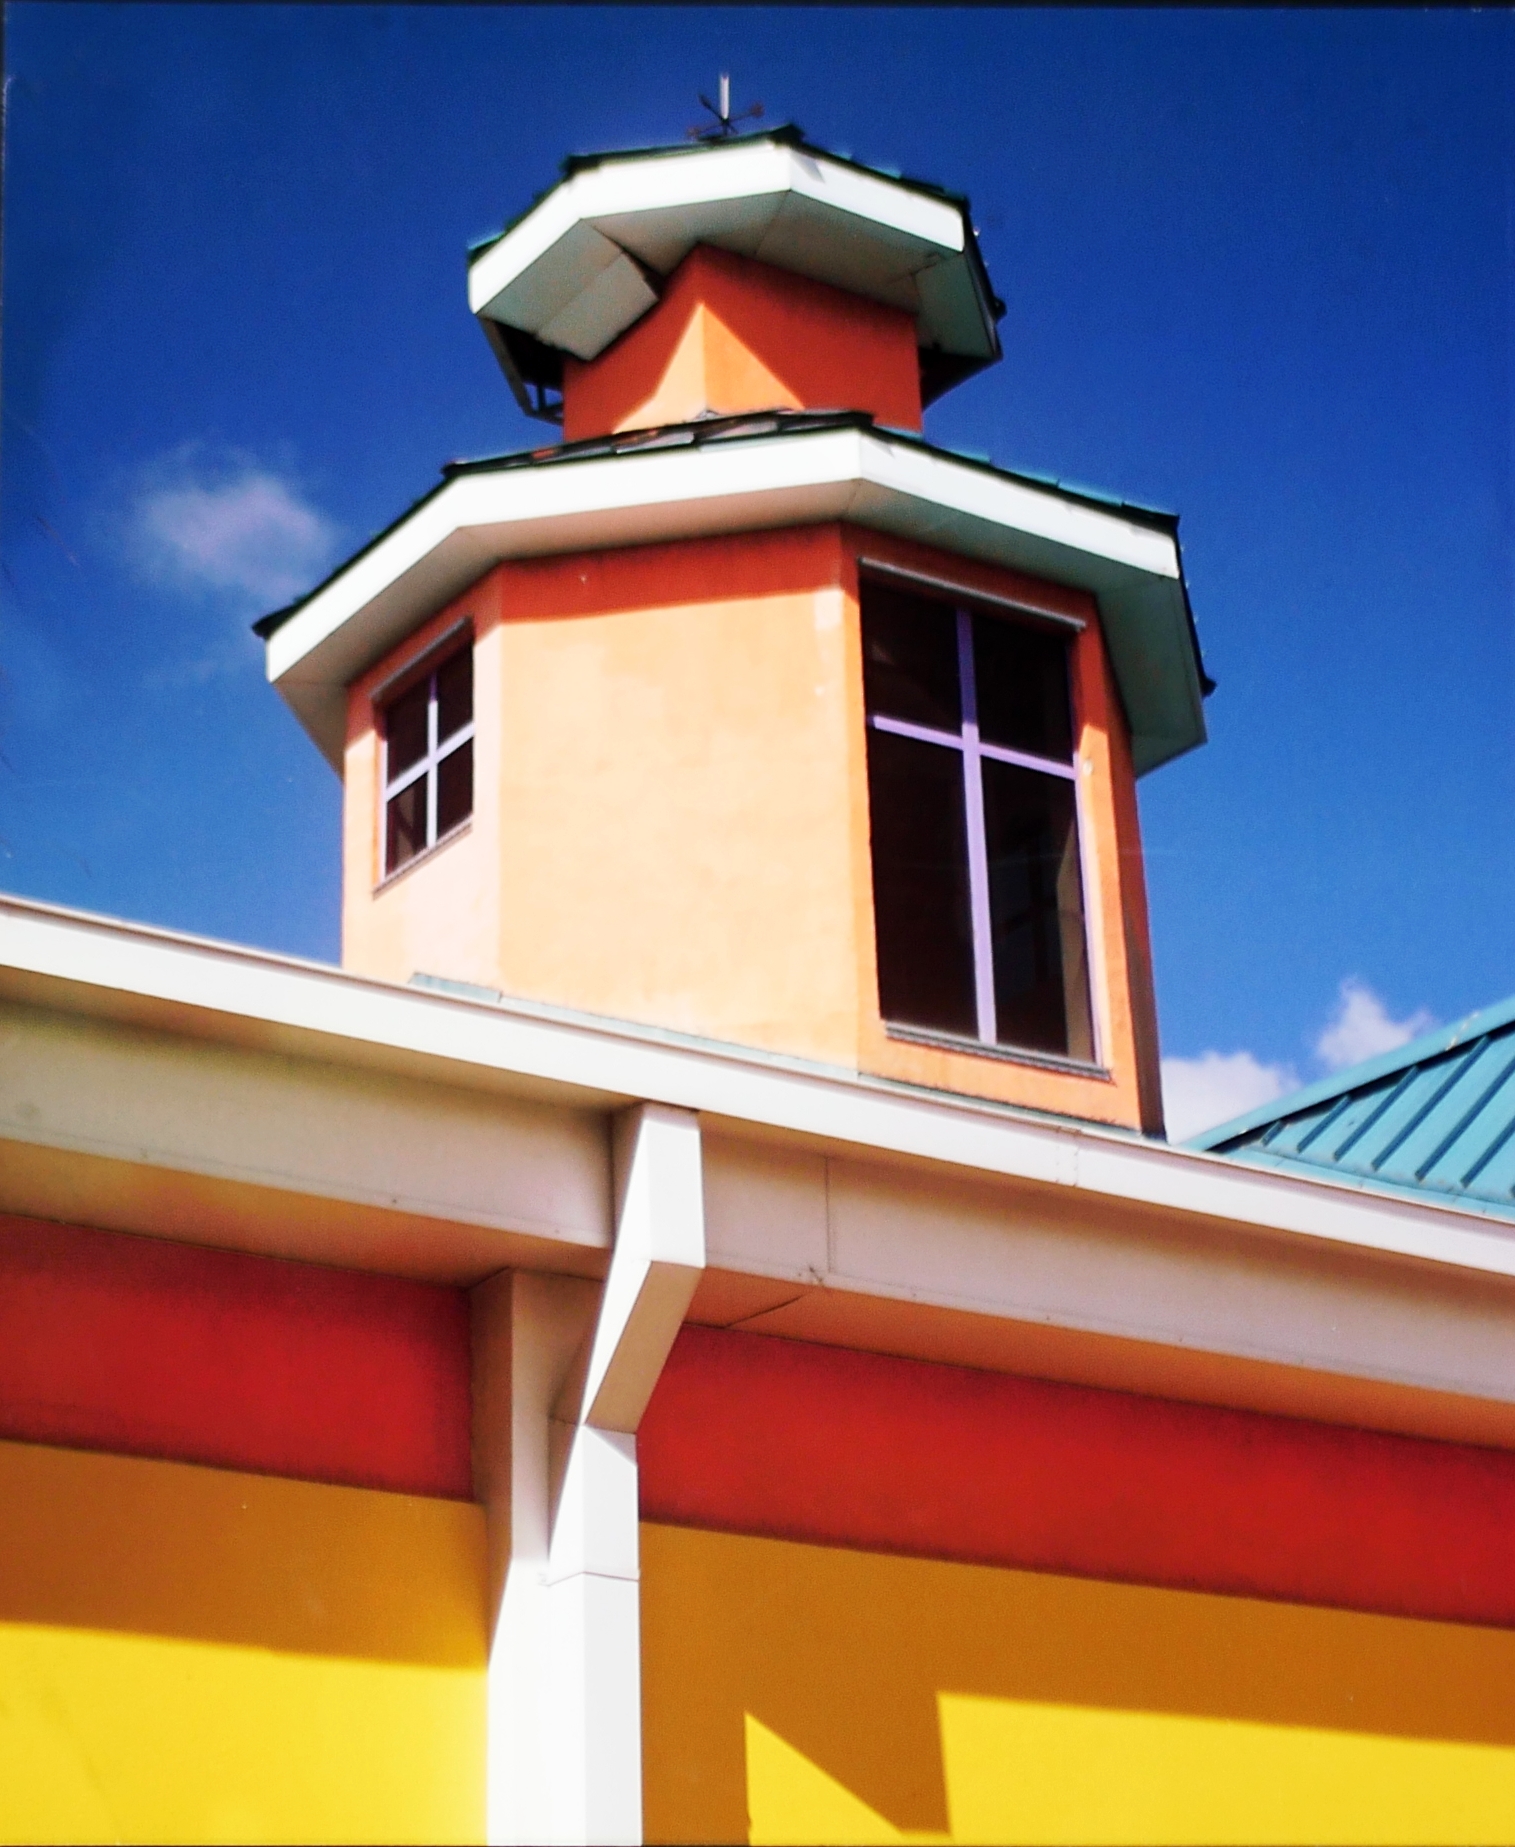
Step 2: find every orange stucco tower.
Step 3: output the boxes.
[258,128,1208,1134]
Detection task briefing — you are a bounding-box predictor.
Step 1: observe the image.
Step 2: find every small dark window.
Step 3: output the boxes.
[382,641,474,877]
[862,579,1094,1062]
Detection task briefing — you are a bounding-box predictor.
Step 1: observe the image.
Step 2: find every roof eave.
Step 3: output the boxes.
[466,134,1001,386]
[7,891,1515,1297]
[262,423,1207,777]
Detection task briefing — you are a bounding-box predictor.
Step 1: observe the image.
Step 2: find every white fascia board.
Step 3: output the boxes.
[265,429,1203,774]
[469,143,963,323]
[860,437,1177,579]
[3,893,1514,1292]
[765,145,963,252]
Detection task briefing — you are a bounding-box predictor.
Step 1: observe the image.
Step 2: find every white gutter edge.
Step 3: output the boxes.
[2,893,1512,1290]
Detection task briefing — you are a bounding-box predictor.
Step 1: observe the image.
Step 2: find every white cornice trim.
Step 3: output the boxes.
[466,141,985,365]
[470,146,965,319]
[263,428,1204,777]
[3,893,1511,1289]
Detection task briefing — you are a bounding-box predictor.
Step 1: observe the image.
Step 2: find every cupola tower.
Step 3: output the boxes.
[257,129,1208,1134]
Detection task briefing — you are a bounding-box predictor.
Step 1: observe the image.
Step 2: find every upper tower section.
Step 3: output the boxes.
[257,129,1209,1137]
[466,129,1004,434]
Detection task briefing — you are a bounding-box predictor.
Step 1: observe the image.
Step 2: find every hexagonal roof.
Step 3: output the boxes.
[467,129,1005,407]
[256,412,1208,777]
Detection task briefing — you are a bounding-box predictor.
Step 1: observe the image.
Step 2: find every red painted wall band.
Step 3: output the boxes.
[0,1214,471,1499]
[639,1324,1515,1628]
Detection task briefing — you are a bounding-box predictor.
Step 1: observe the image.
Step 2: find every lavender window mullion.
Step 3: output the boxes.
[435,721,475,762]
[384,757,430,801]
[869,713,964,752]
[977,738,1078,780]
[957,609,997,1044]
[870,714,1074,782]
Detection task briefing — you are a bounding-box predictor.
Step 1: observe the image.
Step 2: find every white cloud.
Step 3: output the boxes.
[131,446,339,608]
[1314,978,1433,1072]
[1162,977,1437,1145]
[1161,1049,1299,1143]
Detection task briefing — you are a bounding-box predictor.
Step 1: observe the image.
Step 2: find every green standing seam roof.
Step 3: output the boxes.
[1187,995,1515,1227]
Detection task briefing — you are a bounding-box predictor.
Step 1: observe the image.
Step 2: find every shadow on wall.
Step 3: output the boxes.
[641,1523,1515,1846]
[0,1440,486,1844]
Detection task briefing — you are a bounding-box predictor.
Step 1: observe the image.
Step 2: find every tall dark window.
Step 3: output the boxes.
[382,642,474,877]
[862,579,1095,1062]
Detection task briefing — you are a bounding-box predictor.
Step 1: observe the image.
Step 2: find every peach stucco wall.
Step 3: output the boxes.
[341,524,1161,1130]
[490,530,863,1062]
[561,246,923,441]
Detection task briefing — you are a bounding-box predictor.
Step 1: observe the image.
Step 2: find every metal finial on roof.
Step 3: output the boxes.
[688,72,763,141]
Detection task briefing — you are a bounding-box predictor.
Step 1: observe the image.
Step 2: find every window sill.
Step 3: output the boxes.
[883,1022,1111,1081]
[374,819,472,894]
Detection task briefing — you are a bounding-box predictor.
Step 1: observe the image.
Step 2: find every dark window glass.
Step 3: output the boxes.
[386,680,430,779]
[436,647,473,743]
[982,760,1093,1059]
[861,577,1094,1064]
[380,639,474,877]
[866,728,977,1037]
[861,584,961,732]
[385,778,427,875]
[972,613,1074,761]
[436,738,473,838]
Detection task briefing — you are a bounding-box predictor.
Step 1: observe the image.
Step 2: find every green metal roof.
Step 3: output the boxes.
[1188,995,1515,1226]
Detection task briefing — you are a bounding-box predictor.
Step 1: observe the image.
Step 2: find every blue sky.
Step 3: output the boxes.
[3,5,1512,1134]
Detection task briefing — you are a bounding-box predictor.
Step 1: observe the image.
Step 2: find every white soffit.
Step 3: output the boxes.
[5,892,1515,1296]
[468,141,995,364]
[264,428,1206,777]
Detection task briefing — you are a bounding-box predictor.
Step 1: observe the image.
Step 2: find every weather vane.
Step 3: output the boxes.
[688,73,763,142]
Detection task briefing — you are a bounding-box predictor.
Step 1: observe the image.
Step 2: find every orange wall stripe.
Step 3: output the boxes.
[561,244,922,441]
[639,1325,1515,1627]
[0,1214,471,1498]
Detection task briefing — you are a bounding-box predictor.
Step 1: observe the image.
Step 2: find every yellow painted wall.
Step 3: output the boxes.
[641,1522,1515,1846]
[0,1439,485,1845]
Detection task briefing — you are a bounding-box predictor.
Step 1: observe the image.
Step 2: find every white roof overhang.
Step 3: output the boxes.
[264,427,1207,776]
[467,139,998,367]
[7,890,1515,1460]
[4,891,1514,1291]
